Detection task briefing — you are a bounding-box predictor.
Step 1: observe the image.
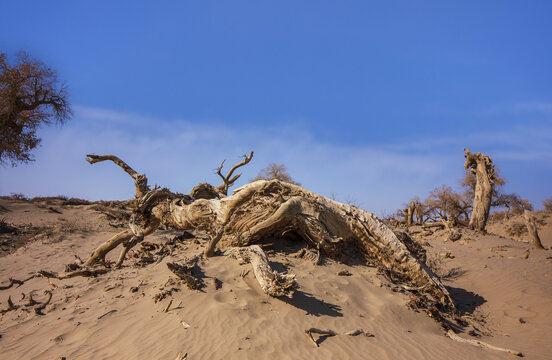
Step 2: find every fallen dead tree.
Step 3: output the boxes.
[78,153,454,315]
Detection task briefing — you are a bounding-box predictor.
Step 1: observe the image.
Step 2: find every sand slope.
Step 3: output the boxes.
[0,199,551,359]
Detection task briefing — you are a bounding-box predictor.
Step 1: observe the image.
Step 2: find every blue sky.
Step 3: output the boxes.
[1,1,551,214]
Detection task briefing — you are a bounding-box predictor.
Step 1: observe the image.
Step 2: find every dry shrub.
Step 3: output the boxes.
[426,255,466,280]
[488,211,505,222]
[506,223,527,237]
[0,193,29,201]
[62,198,91,206]
[542,197,552,212]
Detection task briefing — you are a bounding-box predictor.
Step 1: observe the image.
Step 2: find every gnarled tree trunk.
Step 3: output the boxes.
[83,154,455,312]
[464,149,495,232]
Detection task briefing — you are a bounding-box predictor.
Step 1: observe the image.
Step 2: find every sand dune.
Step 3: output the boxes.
[0,198,551,359]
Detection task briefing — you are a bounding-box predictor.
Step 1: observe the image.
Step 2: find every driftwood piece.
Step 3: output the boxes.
[523,210,545,250]
[226,245,297,298]
[304,327,373,347]
[446,330,522,357]
[39,268,108,280]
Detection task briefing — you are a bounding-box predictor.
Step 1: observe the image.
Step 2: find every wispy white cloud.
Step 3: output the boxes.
[513,102,552,114]
[1,105,551,213]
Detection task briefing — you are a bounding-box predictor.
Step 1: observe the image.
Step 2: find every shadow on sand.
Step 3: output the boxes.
[281,290,343,317]
[448,286,487,314]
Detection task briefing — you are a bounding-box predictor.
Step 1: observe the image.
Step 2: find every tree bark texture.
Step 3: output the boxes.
[464,149,495,231]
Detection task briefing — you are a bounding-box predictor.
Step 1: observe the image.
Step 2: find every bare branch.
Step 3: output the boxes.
[215,151,254,196]
[86,154,149,198]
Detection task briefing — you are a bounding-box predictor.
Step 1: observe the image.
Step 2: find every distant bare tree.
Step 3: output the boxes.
[252,163,301,186]
[424,185,470,223]
[543,197,552,212]
[495,193,533,219]
[0,52,71,165]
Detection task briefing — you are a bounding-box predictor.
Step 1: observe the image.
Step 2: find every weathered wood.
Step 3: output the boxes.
[86,154,150,198]
[440,216,461,242]
[82,154,455,316]
[407,201,415,226]
[446,330,522,357]
[523,210,545,250]
[38,268,108,280]
[226,245,297,298]
[215,151,254,196]
[464,149,495,231]
[304,327,373,347]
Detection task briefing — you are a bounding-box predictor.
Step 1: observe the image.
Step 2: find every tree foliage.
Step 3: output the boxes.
[0,52,71,165]
[252,163,301,185]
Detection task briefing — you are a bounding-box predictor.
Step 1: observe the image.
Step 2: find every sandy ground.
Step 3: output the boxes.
[0,198,551,360]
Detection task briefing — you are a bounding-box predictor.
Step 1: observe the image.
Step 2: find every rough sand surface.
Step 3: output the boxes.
[0,199,551,359]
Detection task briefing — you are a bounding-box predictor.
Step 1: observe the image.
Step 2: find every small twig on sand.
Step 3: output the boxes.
[304,327,373,347]
[401,282,431,291]
[446,330,522,357]
[164,299,173,313]
[97,309,117,319]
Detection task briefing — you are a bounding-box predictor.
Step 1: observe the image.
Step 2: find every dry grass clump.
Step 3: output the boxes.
[506,223,527,238]
[426,254,466,280]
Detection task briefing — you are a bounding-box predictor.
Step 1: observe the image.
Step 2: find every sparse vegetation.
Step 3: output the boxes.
[543,197,552,212]
[252,163,301,185]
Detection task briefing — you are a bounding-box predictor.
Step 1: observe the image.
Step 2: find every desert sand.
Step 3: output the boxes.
[0,197,551,359]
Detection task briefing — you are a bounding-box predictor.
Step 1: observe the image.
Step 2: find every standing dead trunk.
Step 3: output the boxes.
[464,149,495,232]
[407,201,415,226]
[504,204,511,220]
[523,210,545,250]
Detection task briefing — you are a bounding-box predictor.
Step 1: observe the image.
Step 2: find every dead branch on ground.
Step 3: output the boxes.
[304,327,373,347]
[226,245,297,298]
[446,329,522,357]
